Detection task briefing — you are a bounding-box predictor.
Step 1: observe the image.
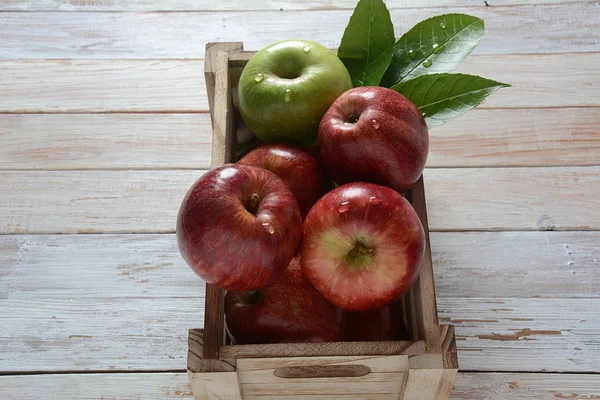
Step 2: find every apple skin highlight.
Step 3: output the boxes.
[177,164,302,291]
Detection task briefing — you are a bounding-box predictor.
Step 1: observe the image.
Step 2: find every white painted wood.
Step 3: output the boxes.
[432,231,600,299]
[457,53,600,109]
[1,4,598,59]
[439,297,600,372]
[0,60,205,113]
[2,54,598,113]
[453,372,600,399]
[0,234,200,300]
[1,372,599,399]
[431,108,600,167]
[424,166,600,231]
[0,114,211,170]
[1,234,599,373]
[1,167,598,234]
[0,234,204,372]
[2,108,598,170]
[0,295,202,371]
[0,373,193,399]
[0,170,204,234]
[0,0,486,11]
[10,0,587,12]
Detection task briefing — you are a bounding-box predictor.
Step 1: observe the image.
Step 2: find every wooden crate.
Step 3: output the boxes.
[187,42,458,400]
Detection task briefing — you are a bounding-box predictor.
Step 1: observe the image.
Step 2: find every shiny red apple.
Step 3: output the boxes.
[238,143,330,218]
[300,182,425,311]
[177,164,302,291]
[319,86,429,192]
[343,302,409,341]
[225,257,343,344]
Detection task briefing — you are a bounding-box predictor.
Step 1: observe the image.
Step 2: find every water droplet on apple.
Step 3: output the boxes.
[284,89,292,102]
[262,222,275,234]
[408,49,416,59]
[423,59,432,68]
[440,22,446,29]
[369,196,382,205]
[302,44,311,53]
[370,119,380,129]
[337,201,351,214]
[254,73,264,83]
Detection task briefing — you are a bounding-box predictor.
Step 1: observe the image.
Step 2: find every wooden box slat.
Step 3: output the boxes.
[189,42,458,400]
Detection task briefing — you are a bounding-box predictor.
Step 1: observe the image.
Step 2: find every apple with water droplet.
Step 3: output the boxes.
[177,164,302,291]
[300,182,425,311]
[238,143,330,218]
[238,40,352,146]
[318,86,429,192]
[225,257,343,344]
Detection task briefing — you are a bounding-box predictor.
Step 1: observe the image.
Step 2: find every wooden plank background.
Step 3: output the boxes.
[0,0,598,398]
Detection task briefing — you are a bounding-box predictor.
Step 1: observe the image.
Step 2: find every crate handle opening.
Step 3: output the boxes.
[273,364,371,379]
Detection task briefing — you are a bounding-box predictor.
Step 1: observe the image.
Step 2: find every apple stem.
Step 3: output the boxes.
[246,193,260,214]
[346,241,375,271]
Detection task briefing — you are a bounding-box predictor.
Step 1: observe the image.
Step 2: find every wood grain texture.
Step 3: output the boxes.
[452,372,600,399]
[0,170,204,234]
[7,0,569,12]
[1,3,599,59]
[432,231,600,299]
[431,108,600,167]
[219,339,426,359]
[203,372,243,400]
[0,60,205,113]
[439,297,600,372]
[0,114,211,170]
[0,373,193,399]
[424,166,600,231]
[1,372,600,399]
[0,234,203,372]
[403,368,457,400]
[237,355,408,398]
[1,167,598,234]
[456,53,600,108]
[408,177,441,349]
[2,108,599,170]
[1,234,598,373]
[2,54,599,113]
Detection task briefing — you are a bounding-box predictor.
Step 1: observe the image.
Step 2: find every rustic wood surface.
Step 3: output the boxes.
[0,0,598,398]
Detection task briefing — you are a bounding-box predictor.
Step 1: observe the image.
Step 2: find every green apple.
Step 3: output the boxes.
[238,40,352,146]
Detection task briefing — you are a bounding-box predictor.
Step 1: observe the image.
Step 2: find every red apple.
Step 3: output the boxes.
[238,143,330,218]
[300,182,425,311]
[225,257,343,344]
[318,86,429,192]
[343,302,409,341]
[177,164,302,291]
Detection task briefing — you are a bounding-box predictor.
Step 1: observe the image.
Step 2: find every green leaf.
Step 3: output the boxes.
[381,14,484,87]
[392,73,510,128]
[338,0,395,87]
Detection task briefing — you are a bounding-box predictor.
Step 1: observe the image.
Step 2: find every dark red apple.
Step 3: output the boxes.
[343,302,409,341]
[225,257,343,344]
[177,164,302,291]
[318,86,429,192]
[300,182,425,311]
[238,143,330,218]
